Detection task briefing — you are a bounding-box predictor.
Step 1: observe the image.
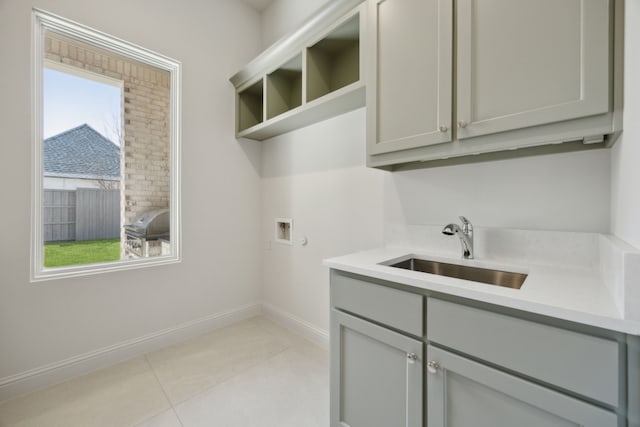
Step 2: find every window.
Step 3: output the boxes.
[31,9,181,281]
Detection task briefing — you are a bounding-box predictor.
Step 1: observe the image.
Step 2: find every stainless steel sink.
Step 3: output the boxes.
[388,258,527,289]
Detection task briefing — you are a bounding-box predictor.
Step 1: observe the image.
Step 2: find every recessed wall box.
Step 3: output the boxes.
[275,218,293,245]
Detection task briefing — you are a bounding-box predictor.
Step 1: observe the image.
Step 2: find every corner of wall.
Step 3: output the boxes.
[610,0,640,249]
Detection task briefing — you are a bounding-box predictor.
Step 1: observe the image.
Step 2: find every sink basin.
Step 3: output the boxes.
[387,258,527,289]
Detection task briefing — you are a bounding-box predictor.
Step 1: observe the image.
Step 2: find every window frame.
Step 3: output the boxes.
[31,8,182,282]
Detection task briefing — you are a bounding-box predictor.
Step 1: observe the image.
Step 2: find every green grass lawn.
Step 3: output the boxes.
[44,239,121,268]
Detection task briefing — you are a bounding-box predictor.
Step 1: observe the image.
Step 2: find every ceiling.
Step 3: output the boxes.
[242,0,274,12]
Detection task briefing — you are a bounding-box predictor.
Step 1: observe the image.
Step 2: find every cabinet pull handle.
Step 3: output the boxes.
[439,125,448,133]
[407,353,419,364]
[458,120,468,129]
[427,360,440,374]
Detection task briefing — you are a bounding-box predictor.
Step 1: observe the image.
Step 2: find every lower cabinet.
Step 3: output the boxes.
[330,270,630,426]
[330,309,423,427]
[426,345,617,427]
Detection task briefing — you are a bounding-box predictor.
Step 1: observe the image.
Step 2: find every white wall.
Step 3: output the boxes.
[259,0,613,336]
[260,0,331,48]
[0,0,263,391]
[611,1,640,249]
[261,109,385,332]
[259,0,384,335]
[385,149,611,232]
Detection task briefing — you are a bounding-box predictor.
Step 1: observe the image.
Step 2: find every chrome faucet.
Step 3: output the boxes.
[442,216,474,259]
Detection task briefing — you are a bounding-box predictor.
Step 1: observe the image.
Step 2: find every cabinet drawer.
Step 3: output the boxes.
[427,298,620,407]
[331,271,423,336]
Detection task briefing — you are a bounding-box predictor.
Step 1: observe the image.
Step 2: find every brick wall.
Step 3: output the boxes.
[45,32,171,254]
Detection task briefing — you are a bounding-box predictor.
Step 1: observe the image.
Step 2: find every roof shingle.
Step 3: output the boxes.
[43,124,120,180]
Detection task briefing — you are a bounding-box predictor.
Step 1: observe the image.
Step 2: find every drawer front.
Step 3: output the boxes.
[331,270,423,336]
[427,298,620,407]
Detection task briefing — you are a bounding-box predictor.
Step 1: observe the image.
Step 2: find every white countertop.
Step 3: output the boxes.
[324,245,640,335]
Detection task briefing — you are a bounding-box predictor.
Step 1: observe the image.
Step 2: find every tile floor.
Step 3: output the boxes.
[0,317,329,427]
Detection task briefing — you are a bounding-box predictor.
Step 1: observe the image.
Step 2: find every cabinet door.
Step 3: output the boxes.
[456,0,610,139]
[366,0,452,155]
[330,309,422,427]
[427,345,618,427]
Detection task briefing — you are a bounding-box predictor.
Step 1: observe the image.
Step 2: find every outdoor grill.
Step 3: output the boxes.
[124,208,170,258]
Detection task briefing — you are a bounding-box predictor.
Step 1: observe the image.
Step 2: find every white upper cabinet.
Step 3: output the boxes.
[367,0,452,155]
[456,0,610,139]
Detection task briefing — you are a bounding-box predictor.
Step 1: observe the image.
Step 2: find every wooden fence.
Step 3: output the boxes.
[44,189,120,242]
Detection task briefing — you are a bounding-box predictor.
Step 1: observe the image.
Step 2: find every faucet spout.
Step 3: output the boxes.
[442,217,474,259]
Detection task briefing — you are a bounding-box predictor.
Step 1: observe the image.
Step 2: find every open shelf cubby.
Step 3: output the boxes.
[238,79,264,132]
[306,13,360,103]
[230,1,365,140]
[266,55,303,120]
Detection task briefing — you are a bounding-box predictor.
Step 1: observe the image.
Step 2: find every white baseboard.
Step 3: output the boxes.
[0,302,262,402]
[262,302,329,350]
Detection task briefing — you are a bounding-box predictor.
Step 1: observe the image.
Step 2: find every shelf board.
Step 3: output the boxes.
[237,81,365,141]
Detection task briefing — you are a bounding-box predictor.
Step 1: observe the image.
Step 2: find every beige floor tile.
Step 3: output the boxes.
[0,357,171,427]
[134,409,182,427]
[145,317,292,405]
[174,342,329,427]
